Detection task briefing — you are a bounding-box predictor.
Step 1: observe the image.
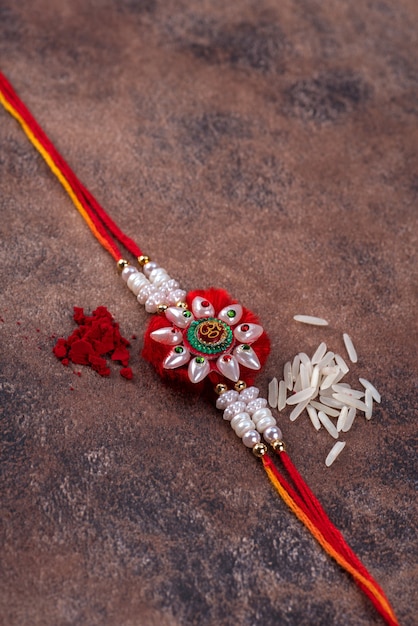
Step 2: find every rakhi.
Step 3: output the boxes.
[0,71,399,626]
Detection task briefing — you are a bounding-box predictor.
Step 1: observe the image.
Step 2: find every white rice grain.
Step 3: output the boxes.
[310,400,340,418]
[289,399,311,422]
[318,411,339,439]
[307,404,321,430]
[332,384,365,399]
[365,389,373,419]
[311,342,327,365]
[284,361,293,391]
[332,393,367,412]
[336,406,348,432]
[300,362,310,389]
[310,365,320,390]
[319,395,345,409]
[268,377,278,408]
[293,372,302,393]
[343,333,358,363]
[341,407,356,432]
[317,351,335,369]
[325,441,346,467]
[286,387,316,406]
[359,377,381,403]
[291,354,300,383]
[335,353,350,375]
[278,379,287,411]
[293,315,329,326]
[320,368,341,391]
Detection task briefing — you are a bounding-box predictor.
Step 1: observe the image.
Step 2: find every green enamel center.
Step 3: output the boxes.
[187,317,233,355]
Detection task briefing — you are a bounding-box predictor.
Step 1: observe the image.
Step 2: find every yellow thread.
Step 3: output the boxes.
[263,462,398,624]
[0,91,118,260]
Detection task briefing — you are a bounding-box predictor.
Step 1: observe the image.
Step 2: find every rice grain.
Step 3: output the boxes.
[311,342,327,365]
[341,407,356,432]
[307,404,321,430]
[278,379,287,411]
[359,377,381,403]
[294,315,328,326]
[286,387,316,405]
[318,411,339,439]
[332,393,367,412]
[337,406,348,432]
[325,441,346,467]
[343,333,358,363]
[290,399,311,421]
[284,361,293,391]
[268,377,278,408]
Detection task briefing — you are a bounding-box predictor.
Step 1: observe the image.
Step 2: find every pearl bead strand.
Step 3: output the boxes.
[121,262,186,312]
[217,385,282,449]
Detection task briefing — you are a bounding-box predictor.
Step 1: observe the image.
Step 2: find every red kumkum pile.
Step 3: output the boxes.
[53,306,133,379]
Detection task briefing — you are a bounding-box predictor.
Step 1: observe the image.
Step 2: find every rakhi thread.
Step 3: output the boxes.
[0,70,399,626]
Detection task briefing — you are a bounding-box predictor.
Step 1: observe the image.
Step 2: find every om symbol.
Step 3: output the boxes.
[197,319,226,344]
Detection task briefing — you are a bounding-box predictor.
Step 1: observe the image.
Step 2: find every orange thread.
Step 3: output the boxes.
[262,455,399,626]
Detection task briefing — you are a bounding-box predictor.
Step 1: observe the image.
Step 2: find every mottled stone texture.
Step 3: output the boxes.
[0,1,417,625]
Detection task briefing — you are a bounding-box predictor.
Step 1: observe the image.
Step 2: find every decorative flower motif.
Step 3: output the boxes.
[142,287,270,390]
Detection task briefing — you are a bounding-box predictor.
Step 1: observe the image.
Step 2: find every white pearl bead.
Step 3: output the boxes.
[128,274,149,296]
[255,416,276,433]
[252,407,273,424]
[121,266,138,282]
[223,401,247,421]
[215,390,239,410]
[246,398,268,415]
[242,430,261,448]
[137,284,157,304]
[127,271,143,289]
[263,426,283,443]
[230,412,251,429]
[165,279,180,290]
[239,386,260,403]
[234,419,256,438]
[167,289,187,305]
[145,297,159,313]
[149,268,168,283]
[151,271,171,287]
[143,262,159,278]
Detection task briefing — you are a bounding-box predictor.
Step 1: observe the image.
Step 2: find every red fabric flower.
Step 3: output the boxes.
[142,287,270,394]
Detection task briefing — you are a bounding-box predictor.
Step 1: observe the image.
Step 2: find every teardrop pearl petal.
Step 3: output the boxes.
[234,323,264,344]
[188,357,210,383]
[163,347,191,369]
[150,327,183,345]
[191,296,215,319]
[216,355,240,382]
[233,345,261,370]
[218,304,243,326]
[165,307,195,329]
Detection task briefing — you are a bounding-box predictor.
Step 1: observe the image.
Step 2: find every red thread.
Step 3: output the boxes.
[0,72,143,261]
[266,452,399,626]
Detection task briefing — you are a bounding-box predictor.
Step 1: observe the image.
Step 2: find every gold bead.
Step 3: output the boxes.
[138,255,151,266]
[252,443,267,457]
[271,439,286,453]
[176,301,188,309]
[214,383,228,395]
[117,259,129,272]
[234,380,247,392]
[157,304,168,314]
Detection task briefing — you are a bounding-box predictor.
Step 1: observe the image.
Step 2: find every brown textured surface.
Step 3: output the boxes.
[0,1,417,625]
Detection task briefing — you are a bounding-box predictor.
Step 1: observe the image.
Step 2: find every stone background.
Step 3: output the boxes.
[0,1,417,625]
